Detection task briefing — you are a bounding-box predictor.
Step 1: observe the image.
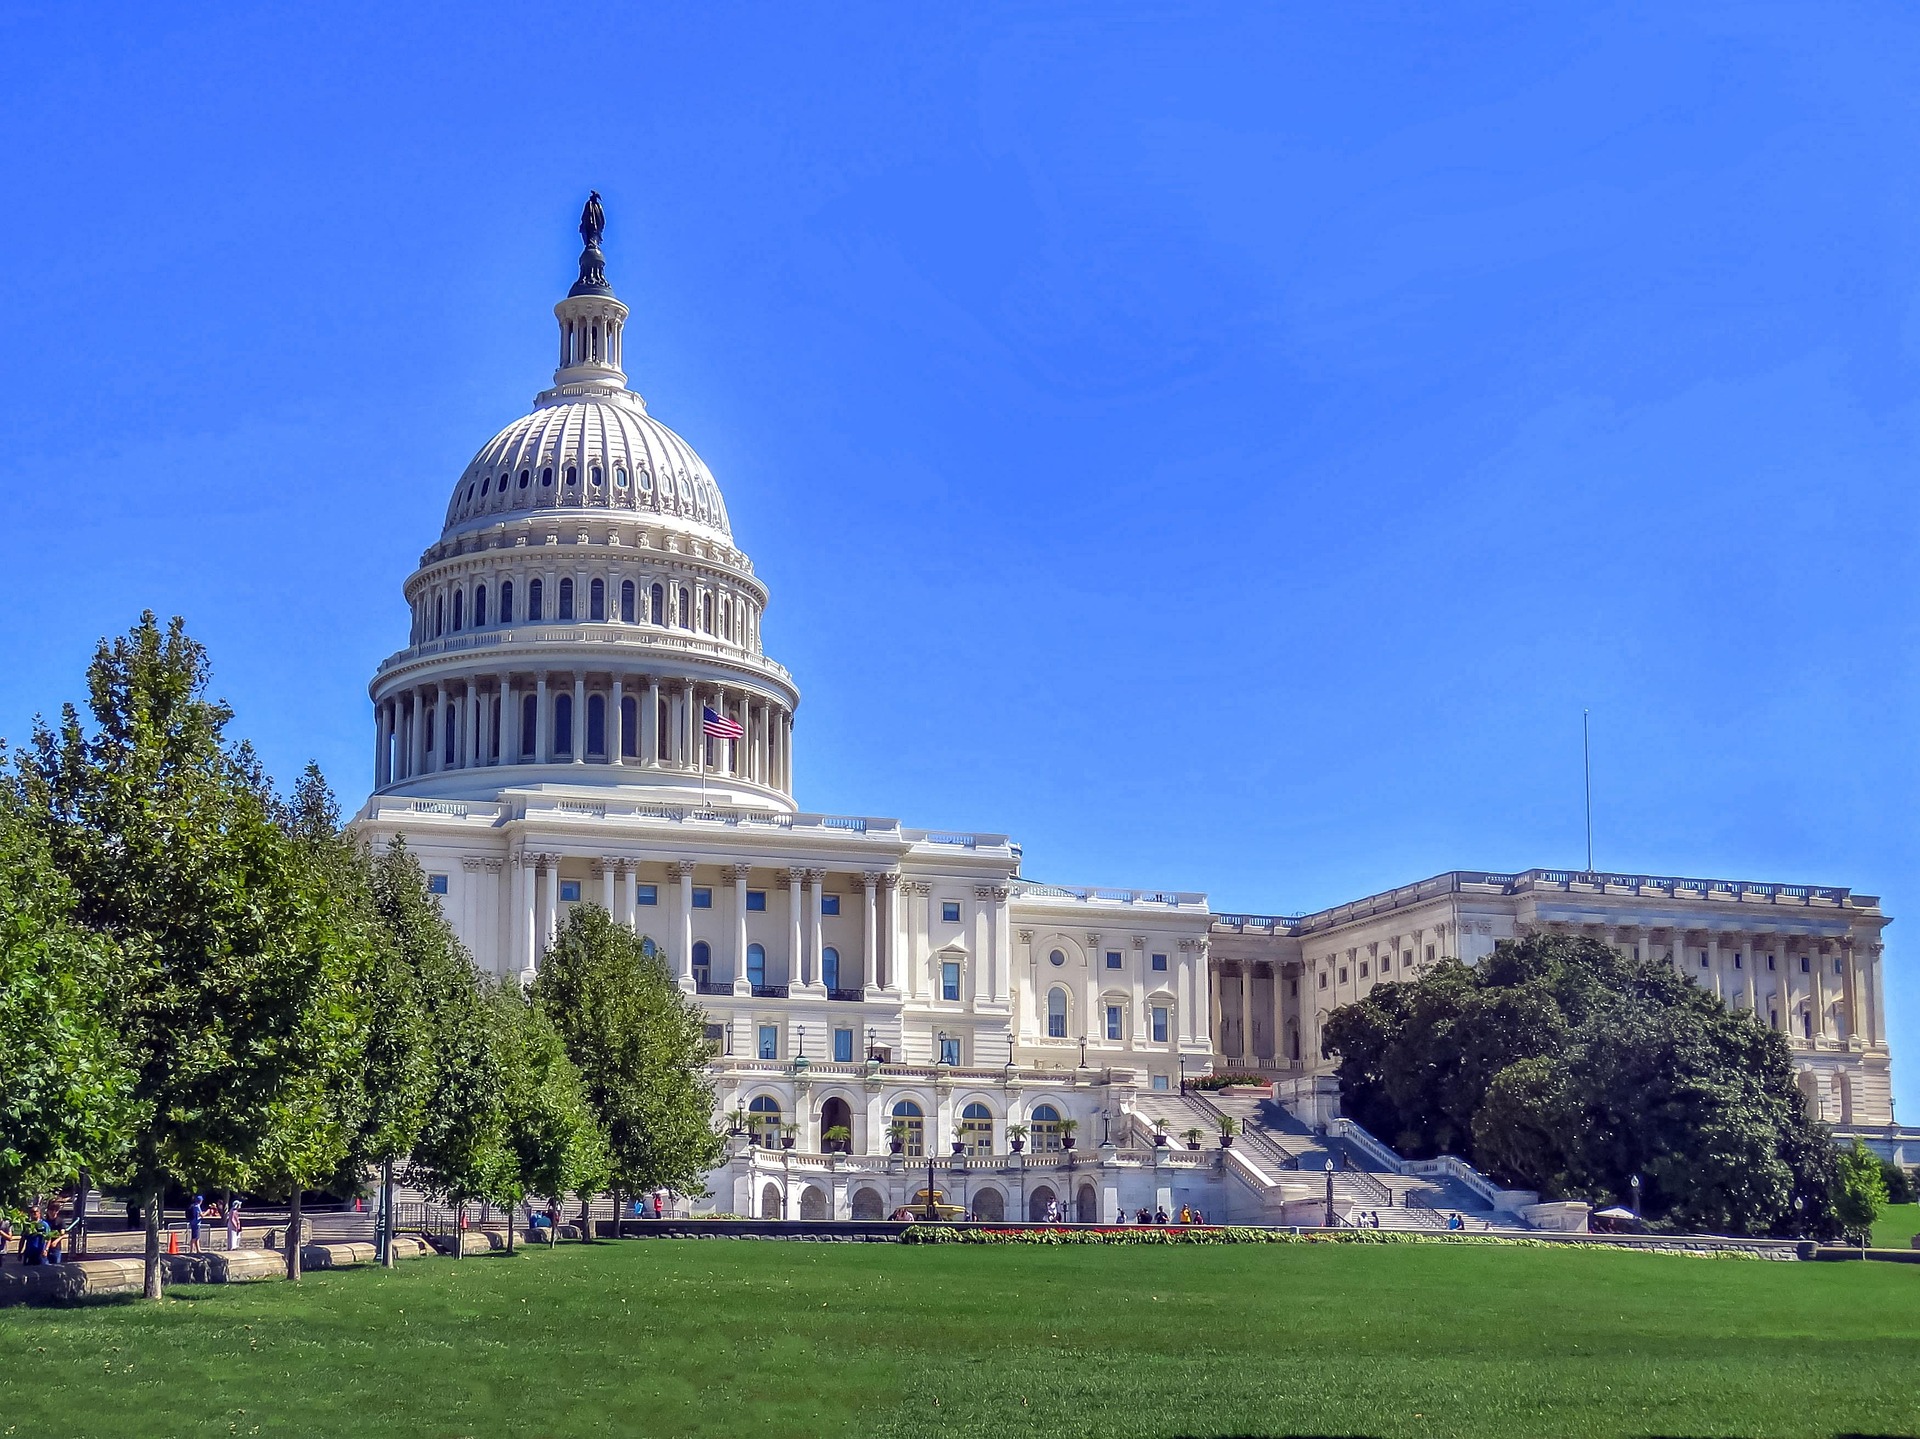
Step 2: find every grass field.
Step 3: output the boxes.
[1,1238,1917,1439]
[1872,1202,1919,1251]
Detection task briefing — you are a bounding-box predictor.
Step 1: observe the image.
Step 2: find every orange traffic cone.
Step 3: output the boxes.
[168,1230,179,1254]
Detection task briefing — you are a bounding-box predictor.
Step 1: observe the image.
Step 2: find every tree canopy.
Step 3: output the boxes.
[1323,932,1840,1238]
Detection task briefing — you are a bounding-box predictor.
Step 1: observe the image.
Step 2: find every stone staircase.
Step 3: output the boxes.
[1160,1088,1523,1230]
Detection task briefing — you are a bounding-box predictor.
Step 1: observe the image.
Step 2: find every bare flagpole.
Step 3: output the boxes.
[1583,708,1594,874]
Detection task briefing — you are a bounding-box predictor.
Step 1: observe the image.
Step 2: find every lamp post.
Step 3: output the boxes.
[866,1026,878,1063]
[1629,1173,1642,1219]
[1078,1034,1087,1068]
[1323,1159,1336,1229]
[924,1144,939,1222]
[1178,1053,1186,1093]
[938,1029,951,1066]
[796,1024,807,1060]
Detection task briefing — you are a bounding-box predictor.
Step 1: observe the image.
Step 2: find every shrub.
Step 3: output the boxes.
[1191,1073,1269,1091]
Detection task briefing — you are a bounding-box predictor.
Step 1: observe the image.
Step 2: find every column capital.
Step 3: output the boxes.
[786,866,807,886]
[805,867,826,885]
[673,859,696,881]
[732,862,753,883]
[860,871,881,892]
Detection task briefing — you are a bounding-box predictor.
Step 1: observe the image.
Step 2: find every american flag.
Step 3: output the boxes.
[702,705,744,741]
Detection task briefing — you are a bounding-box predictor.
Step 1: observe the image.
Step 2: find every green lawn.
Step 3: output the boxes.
[2,1238,1917,1438]
[1872,1202,1919,1251]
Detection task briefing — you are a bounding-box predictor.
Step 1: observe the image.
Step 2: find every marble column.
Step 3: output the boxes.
[410,689,425,778]
[1208,961,1224,1059]
[732,863,753,997]
[880,873,899,993]
[805,869,826,995]
[517,851,537,978]
[540,855,559,963]
[644,677,660,767]
[861,875,879,997]
[535,674,550,763]
[786,869,805,988]
[673,860,695,989]
[1238,964,1252,1061]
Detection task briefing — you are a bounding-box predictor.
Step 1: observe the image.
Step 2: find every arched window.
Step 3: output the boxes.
[423,703,436,761]
[1047,988,1068,1039]
[649,583,665,624]
[589,578,605,622]
[541,466,553,487]
[1029,1104,1063,1151]
[678,587,691,629]
[558,578,574,621]
[480,476,490,495]
[614,466,628,489]
[890,1100,925,1158]
[465,482,475,503]
[692,941,711,988]
[528,578,543,622]
[747,1094,780,1147]
[520,694,536,757]
[554,693,573,756]
[500,580,514,624]
[586,694,606,757]
[473,584,487,628]
[620,580,635,623]
[620,696,638,757]
[590,465,603,487]
[450,590,463,631]
[701,593,714,632]
[565,465,577,487]
[519,468,531,489]
[489,696,500,760]
[434,595,444,637]
[960,1102,994,1156]
[656,697,670,759]
[747,943,766,989]
[822,946,841,992]
[442,704,456,763]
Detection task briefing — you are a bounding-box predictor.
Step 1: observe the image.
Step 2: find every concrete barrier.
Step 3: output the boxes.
[389,1236,433,1260]
[423,1230,497,1257]
[0,1257,145,1304]
[300,1242,376,1270]
[206,1250,286,1283]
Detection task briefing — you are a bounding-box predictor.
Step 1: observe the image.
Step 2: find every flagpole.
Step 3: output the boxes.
[699,709,707,803]
[1583,708,1593,875]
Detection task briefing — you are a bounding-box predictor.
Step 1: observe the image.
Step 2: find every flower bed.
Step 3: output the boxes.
[1189,1073,1270,1091]
[896,1225,1767,1254]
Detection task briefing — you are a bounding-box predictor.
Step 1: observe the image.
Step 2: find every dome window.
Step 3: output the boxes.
[565,465,578,486]
[590,465,603,486]
[519,469,531,489]
[649,583,664,625]
[499,580,514,624]
[589,578,605,623]
[465,483,475,503]
[480,476,491,495]
[473,585,487,627]
[541,467,554,487]
[450,591,463,632]
[620,580,635,623]
[614,467,628,488]
[528,578,543,621]
[558,578,574,621]
[638,469,652,492]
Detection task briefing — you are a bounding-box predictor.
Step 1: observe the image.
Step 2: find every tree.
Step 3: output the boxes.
[0,759,132,1212]
[352,839,439,1265]
[19,614,370,1297]
[532,905,723,1212]
[487,980,607,1248]
[1324,932,1840,1238]
[1833,1138,1887,1245]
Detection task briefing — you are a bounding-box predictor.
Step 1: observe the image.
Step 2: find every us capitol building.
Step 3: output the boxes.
[354,200,1902,1225]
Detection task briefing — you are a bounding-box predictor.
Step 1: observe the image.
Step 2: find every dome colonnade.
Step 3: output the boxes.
[369,191,797,809]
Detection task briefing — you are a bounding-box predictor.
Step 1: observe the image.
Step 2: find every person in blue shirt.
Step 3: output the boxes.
[187,1194,204,1255]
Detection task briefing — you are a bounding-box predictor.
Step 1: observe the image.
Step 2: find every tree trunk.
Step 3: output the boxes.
[285,1187,303,1283]
[454,1201,464,1259]
[578,1192,593,1242]
[380,1159,396,1268]
[142,1187,163,1300]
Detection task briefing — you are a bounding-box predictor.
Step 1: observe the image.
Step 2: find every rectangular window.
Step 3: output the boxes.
[1105,1004,1123,1041]
[692,887,712,909]
[559,880,581,903]
[1288,978,1298,998]
[427,873,449,895]
[703,1023,725,1051]
[1834,958,1844,974]
[1426,944,1435,963]
[821,894,840,916]
[1151,953,1168,972]
[757,1025,778,1061]
[941,961,960,1002]
[1151,1073,1170,1091]
[1338,967,1348,984]
[1734,953,1743,969]
[833,1028,854,1063]
[1319,971,1327,989]
[746,890,766,912]
[941,901,961,924]
[1151,1006,1169,1043]
[1767,955,1776,971]
[636,883,658,906]
[1106,951,1122,969]
[1359,962,1369,978]
[1801,956,1811,973]
[939,1035,962,1066]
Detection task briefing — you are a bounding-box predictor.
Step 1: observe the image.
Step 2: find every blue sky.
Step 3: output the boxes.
[3,5,1916,1111]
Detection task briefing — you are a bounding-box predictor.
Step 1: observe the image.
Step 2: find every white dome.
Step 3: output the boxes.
[442,388,732,541]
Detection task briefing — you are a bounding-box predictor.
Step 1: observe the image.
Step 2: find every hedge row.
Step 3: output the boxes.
[895,1225,1767,1256]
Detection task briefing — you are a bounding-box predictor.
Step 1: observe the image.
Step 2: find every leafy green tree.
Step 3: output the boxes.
[1880,1158,1915,1206]
[532,905,722,1213]
[19,614,369,1297]
[1833,1138,1888,1244]
[487,980,608,1248]
[354,838,439,1265]
[1324,931,1840,1238]
[0,759,132,1211]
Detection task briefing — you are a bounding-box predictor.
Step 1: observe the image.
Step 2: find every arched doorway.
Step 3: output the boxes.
[1834,1073,1854,1126]
[851,1187,885,1220]
[760,1183,783,1219]
[820,1096,854,1152]
[799,1186,828,1220]
[1026,1185,1058,1222]
[971,1188,1005,1221]
[1076,1185,1097,1223]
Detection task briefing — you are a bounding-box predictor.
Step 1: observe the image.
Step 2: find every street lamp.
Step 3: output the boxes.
[1178,1053,1186,1093]
[866,1026,878,1063]
[796,1024,807,1059]
[1323,1159,1336,1228]
[1629,1173,1642,1218]
[937,1030,951,1066]
[1078,1034,1087,1068]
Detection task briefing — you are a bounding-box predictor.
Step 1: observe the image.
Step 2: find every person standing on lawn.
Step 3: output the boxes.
[226,1197,244,1250]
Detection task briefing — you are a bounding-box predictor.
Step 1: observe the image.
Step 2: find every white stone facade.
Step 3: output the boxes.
[353,210,1898,1216]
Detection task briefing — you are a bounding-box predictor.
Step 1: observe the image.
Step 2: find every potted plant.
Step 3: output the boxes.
[1215,1114,1238,1149]
[1058,1118,1079,1151]
[779,1122,798,1151]
[951,1137,967,1155]
[887,1119,909,1156]
[823,1125,852,1155]
[1152,1119,1170,1148]
[1006,1123,1028,1154]
[1183,1127,1204,1151]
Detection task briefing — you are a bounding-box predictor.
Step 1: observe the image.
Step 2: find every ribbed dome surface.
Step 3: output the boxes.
[442,389,732,540]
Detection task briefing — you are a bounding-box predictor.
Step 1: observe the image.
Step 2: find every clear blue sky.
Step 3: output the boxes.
[3,6,1916,1112]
